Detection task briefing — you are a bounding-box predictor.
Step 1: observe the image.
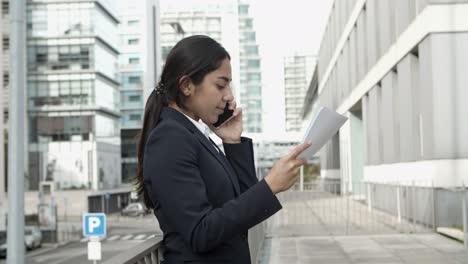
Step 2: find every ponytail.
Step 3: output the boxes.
[135,84,167,209]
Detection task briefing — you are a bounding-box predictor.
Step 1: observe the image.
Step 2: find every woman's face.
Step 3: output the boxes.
[184,58,234,124]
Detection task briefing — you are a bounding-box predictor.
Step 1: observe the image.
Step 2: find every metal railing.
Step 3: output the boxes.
[100,180,468,263]
[102,236,164,264]
[270,180,468,241]
[100,222,266,264]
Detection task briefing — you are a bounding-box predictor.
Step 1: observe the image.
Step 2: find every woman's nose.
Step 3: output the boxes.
[223,87,234,101]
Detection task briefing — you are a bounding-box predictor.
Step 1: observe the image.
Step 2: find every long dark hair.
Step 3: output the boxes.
[136,35,231,209]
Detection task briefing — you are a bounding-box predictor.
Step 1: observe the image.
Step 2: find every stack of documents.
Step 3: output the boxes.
[298,107,348,159]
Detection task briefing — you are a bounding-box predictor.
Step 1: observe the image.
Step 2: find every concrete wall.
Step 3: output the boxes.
[24,191,90,217]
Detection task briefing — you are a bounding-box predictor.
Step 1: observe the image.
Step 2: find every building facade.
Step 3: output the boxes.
[283,54,314,132]
[118,0,160,183]
[238,1,262,133]
[27,0,121,191]
[304,0,468,226]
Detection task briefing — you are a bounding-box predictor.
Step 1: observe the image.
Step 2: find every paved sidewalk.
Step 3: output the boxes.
[259,190,468,264]
[262,233,468,264]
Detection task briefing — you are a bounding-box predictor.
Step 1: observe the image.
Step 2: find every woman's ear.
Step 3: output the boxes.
[179,76,194,97]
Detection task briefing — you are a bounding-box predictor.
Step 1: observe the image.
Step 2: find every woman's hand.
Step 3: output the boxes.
[264,142,312,194]
[208,99,243,144]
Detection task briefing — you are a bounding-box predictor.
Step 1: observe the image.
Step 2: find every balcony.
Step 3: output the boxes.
[99,181,468,263]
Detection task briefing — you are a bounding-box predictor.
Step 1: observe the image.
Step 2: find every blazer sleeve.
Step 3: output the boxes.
[144,124,282,254]
[223,137,258,193]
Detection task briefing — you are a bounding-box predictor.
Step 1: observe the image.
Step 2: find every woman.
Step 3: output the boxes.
[136,35,311,264]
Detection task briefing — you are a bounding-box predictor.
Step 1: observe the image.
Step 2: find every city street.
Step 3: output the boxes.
[0,214,162,264]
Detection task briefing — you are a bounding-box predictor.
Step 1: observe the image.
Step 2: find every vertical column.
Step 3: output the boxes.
[7,0,26,263]
[381,71,398,163]
[365,0,378,69]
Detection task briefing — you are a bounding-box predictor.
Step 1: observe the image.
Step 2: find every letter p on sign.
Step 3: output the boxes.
[83,213,106,237]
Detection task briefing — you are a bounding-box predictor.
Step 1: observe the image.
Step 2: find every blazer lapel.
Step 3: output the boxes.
[161,107,241,196]
[193,132,241,196]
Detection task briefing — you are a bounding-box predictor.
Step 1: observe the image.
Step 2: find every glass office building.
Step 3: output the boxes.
[27,0,121,190]
[283,54,314,132]
[118,0,160,183]
[238,1,262,133]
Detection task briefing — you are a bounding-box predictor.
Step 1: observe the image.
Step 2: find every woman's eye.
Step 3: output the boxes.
[217,85,225,89]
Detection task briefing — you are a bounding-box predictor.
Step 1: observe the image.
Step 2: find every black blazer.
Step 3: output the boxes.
[143,107,282,264]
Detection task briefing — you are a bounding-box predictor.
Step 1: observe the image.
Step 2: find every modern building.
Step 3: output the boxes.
[303,0,468,227]
[283,54,315,132]
[26,0,122,191]
[238,1,262,133]
[118,0,161,183]
[160,0,244,117]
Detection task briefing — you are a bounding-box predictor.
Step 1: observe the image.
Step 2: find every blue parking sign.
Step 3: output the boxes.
[83,213,106,237]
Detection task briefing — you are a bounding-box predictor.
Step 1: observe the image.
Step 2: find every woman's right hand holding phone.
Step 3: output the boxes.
[264,142,312,194]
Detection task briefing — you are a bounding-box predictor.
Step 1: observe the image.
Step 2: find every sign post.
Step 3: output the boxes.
[83,213,106,263]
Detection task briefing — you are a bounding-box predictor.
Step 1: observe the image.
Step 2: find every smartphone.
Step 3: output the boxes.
[212,104,234,129]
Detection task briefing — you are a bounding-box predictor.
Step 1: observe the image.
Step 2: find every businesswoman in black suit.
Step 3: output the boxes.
[135,35,311,264]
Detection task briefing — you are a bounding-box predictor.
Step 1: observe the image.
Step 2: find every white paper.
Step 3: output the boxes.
[298,107,348,159]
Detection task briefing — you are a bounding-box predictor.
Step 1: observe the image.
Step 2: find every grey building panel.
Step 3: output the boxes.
[349,27,358,90]
[455,33,468,157]
[368,86,382,165]
[362,94,369,165]
[335,53,342,104]
[427,34,457,159]
[322,133,342,171]
[366,0,378,70]
[377,0,395,55]
[416,0,430,14]
[327,6,337,57]
[342,41,350,100]
[335,0,343,43]
[418,35,435,159]
[356,10,367,82]
[381,71,398,163]
[397,54,420,162]
[395,0,416,36]
[339,0,348,36]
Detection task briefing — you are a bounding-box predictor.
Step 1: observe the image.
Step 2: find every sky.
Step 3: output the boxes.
[249,0,334,138]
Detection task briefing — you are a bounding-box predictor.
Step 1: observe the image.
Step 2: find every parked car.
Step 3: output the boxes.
[25,226,42,250]
[121,202,149,217]
[0,226,42,258]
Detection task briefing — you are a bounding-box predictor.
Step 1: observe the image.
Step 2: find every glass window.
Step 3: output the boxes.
[128,20,139,26]
[129,114,141,121]
[244,19,253,28]
[128,76,141,84]
[129,95,141,102]
[162,46,172,60]
[128,38,139,45]
[245,32,256,41]
[247,59,260,67]
[246,46,258,55]
[239,5,249,15]
[247,73,261,82]
[129,57,140,65]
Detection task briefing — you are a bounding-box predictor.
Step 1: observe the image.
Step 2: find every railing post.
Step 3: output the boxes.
[300,166,304,191]
[346,181,349,235]
[431,181,436,232]
[397,185,401,224]
[462,183,467,250]
[367,182,372,212]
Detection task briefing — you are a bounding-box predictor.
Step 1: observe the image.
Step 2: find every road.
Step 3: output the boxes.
[1,214,161,264]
